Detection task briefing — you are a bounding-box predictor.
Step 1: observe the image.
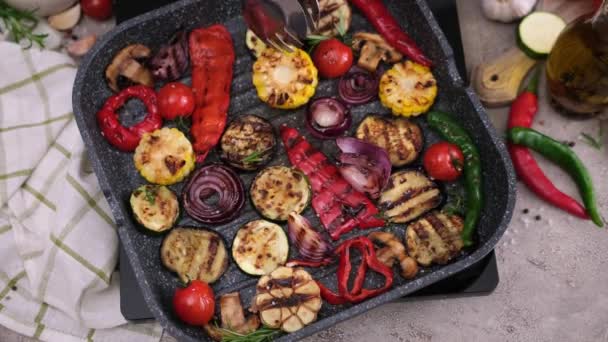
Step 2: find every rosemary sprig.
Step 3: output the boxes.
[242,151,264,164]
[0,0,46,49]
[580,123,603,150]
[220,326,280,342]
[442,184,465,216]
[305,11,351,53]
[143,186,157,205]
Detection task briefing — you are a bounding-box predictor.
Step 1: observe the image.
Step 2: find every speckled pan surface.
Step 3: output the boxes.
[72,0,516,341]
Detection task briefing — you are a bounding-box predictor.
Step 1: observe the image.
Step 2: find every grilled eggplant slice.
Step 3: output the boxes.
[232,220,289,276]
[133,128,196,185]
[250,166,311,221]
[355,115,423,167]
[317,0,352,37]
[130,185,178,233]
[245,30,268,58]
[220,115,276,171]
[379,170,442,223]
[161,228,228,283]
[252,48,318,109]
[406,211,464,266]
[254,267,322,332]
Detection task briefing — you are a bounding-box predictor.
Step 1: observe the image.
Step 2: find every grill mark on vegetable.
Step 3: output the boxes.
[391,196,441,222]
[205,236,219,273]
[257,293,316,310]
[381,185,435,211]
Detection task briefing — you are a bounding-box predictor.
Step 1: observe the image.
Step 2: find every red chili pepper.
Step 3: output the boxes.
[348,0,432,67]
[318,237,394,305]
[507,68,589,219]
[189,25,236,163]
[96,85,162,152]
[281,126,385,240]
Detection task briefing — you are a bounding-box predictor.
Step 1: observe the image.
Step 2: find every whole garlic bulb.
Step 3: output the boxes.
[482,0,537,23]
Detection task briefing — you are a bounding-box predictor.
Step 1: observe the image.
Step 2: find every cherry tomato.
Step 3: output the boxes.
[173,280,215,326]
[81,0,113,21]
[158,82,195,120]
[423,142,465,182]
[312,38,353,79]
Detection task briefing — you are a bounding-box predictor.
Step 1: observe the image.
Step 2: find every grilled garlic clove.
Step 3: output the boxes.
[481,0,537,23]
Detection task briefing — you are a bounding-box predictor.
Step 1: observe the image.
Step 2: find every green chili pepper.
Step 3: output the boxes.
[427,111,482,247]
[508,127,604,227]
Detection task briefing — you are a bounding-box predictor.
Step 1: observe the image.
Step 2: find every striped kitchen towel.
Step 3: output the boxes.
[0,42,163,341]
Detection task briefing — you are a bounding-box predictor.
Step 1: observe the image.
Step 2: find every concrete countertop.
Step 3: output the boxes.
[1,0,607,341]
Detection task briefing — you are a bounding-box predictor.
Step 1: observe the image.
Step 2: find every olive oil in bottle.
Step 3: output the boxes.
[546,0,608,116]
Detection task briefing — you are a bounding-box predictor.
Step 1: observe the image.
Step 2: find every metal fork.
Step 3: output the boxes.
[242,0,319,52]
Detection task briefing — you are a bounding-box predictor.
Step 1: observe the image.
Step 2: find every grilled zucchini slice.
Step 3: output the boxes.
[252,48,318,109]
[232,220,289,276]
[379,170,442,223]
[355,115,423,167]
[316,0,352,37]
[220,115,276,171]
[133,128,195,185]
[406,211,464,266]
[250,166,311,221]
[130,185,178,233]
[161,228,229,283]
[254,267,322,332]
[379,61,438,117]
[245,30,269,58]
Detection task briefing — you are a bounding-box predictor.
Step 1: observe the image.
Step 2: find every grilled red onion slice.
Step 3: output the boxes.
[183,164,245,224]
[287,212,332,262]
[149,30,189,82]
[336,137,391,199]
[306,97,352,139]
[338,67,379,105]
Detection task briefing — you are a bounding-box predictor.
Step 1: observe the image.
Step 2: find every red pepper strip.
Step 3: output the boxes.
[507,69,589,219]
[348,0,432,67]
[96,85,162,152]
[281,126,385,240]
[317,282,348,305]
[189,25,235,163]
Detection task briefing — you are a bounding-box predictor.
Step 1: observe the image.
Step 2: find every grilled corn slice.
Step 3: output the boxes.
[133,128,195,185]
[379,61,438,117]
[252,48,318,109]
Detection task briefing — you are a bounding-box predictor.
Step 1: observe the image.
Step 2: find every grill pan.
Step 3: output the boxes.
[72,1,516,340]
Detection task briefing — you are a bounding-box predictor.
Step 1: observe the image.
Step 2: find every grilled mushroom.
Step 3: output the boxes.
[203,292,260,341]
[368,231,418,279]
[253,267,322,333]
[351,32,403,72]
[105,44,154,92]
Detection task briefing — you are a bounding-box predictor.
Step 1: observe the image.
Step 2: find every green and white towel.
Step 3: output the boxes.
[0,42,163,341]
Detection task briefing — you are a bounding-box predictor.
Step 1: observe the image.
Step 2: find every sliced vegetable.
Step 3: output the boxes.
[130,185,178,233]
[161,228,229,283]
[423,142,465,182]
[378,170,442,223]
[252,48,318,109]
[338,67,379,105]
[335,137,391,199]
[245,29,269,58]
[203,292,261,341]
[105,44,154,92]
[157,82,195,120]
[351,32,402,72]
[312,38,354,79]
[97,85,163,152]
[253,267,322,332]
[250,167,311,221]
[133,128,196,185]
[287,213,332,263]
[316,0,352,37]
[219,115,276,171]
[305,97,352,139]
[232,220,289,276]
[379,61,437,117]
[368,231,418,279]
[149,30,190,82]
[517,12,566,59]
[173,280,215,326]
[182,164,245,224]
[355,115,423,167]
[406,211,465,266]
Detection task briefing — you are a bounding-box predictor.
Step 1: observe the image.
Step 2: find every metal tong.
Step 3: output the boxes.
[242,0,320,52]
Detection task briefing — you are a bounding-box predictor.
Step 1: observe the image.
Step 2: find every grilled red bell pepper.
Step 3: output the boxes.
[281,126,385,240]
[349,0,432,67]
[317,237,394,304]
[189,25,236,163]
[96,85,162,152]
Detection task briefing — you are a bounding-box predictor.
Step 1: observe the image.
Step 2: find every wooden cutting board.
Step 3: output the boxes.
[470,0,593,107]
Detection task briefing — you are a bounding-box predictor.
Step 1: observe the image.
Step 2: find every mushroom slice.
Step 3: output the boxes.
[368,231,418,279]
[351,32,403,72]
[254,267,322,333]
[105,44,154,92]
